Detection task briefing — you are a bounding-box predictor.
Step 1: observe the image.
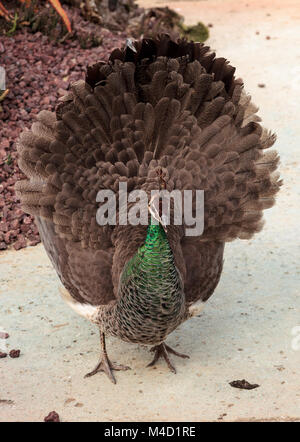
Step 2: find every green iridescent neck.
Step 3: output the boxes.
[120,221,175,286]
[142,221,169,253]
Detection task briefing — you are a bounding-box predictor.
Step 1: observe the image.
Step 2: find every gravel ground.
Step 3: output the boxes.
[0,0,299,422]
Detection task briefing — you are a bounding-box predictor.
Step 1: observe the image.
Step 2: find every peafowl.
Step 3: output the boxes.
[16,35,281,383]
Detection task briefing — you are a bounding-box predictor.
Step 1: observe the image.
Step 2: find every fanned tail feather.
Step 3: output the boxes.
[16,34,281,247]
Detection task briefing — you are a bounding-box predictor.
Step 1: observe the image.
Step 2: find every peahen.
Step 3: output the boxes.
[16,35,281,383]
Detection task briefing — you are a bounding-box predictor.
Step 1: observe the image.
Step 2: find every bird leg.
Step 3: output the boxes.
[147,342,190,374]
[84,331,130,384]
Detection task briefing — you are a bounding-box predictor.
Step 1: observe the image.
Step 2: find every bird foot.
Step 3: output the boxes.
[147,343,189,374]
[84,354,130,384]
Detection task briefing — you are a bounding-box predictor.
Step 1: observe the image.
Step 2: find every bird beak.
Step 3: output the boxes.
[126,38,137,53]
[148,194,168,232]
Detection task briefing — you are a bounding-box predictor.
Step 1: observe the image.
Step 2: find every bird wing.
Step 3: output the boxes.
[35,216,114,305]
[181,239,224,306]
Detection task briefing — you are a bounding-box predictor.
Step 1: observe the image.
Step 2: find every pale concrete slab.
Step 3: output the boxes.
[0,0,299,422]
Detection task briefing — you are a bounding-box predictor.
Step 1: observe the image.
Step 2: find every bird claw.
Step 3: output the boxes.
[85,355,131,384]
[147,342,189,374]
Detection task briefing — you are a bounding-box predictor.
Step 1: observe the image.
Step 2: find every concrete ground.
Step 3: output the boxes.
[0,0,299,422]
